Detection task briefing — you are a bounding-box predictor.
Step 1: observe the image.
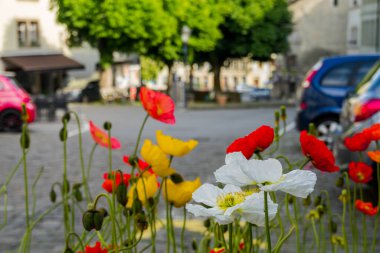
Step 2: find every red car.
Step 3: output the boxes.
[0,74,36,131]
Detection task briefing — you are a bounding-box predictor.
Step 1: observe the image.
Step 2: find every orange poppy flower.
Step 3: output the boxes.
[344,131,371,152]
[102,171,131,193]
[300,131,339,172]
[78,242,108,253]
[355,200,378,216]
[348,162,373,183]
[89,121,121,149]
[368,150,380,163]
[226,125,274,159]
[140,87,176,125]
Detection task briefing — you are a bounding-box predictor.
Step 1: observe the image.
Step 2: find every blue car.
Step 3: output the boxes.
[296,54,380,146]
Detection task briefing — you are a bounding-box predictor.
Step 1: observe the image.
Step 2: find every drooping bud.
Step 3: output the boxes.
[50,188,57,203]
[316,204,325,216]
[302,195,311,206]
[20,125,30,149]
[170,173,184,184]
[128,156,138,167]
[62,113,71,123]
[191,239,198,250]
[287,195,294,205]
[82,210,95,231]
[132,198,143,213]
[64,247,75,253]
[103,121,112,130]
[59,127,68,142]
[280,106,287,121]
[274,110,280,126]
[336,176,344,188]
[306,209,320,220]
[74,189,83,202]
[93,210,105,231]
[329,219,338,233]
[339,189,348,203]
[314,195,322,207]
[308,123,317,137]
[203,218,211,228]
[116,183,128,206]
[136,212,148,231]
[331,234,345,247]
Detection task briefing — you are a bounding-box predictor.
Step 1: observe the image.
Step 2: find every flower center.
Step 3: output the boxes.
[356,172,365,181]
[216,189,259,211]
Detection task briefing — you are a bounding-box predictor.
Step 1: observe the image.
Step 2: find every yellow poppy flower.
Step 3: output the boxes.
[126,174,158,208]
[141,139,176,177]
[162,177,201,208]
[156,130,198,157]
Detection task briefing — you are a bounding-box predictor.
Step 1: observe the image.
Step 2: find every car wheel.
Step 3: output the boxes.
[0,110,22,132]
[316,118,341,150]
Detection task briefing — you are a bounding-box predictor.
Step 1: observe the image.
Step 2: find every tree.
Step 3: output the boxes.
[194,0,292,94]
[51,0,177,91]
[143,0,223,93]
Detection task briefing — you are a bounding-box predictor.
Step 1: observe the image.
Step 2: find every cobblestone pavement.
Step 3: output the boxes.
[0,105,378,252]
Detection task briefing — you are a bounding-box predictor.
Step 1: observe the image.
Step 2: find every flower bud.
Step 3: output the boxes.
[170,173,184,184]
[220,225,228,234]
[128,156,138,167]
[191,239,198,250]
[302,195,311,206]
[329,219,338,233]
[103,121,112,130]
[308,123,317,136]
[93,210,105,231]
[314,195,322,207]
[50,189,57,203]
[74,189,83,202]
[116,183,128,206]
[20,127,30,149]
[331,234,345,246]
[147,197,155,207]
[59,127,68,142]
[64,247,74,253]
[82,210,95,231]
[287,195,294,205]
[203,218,211,228]
[21,104,27,122]
[98,208,108,218]
[62,113,71,123]
[306,209,320,220]
[136,212,148,231]
[274,111,280,125]
[339,189,348,203]
[63,179,70,194]
[280,106,287,121]
[132,198,143,213]
[336,176,344,188]
[316,204,325,216]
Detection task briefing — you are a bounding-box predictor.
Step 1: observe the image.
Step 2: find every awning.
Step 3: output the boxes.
[1,54,85,72]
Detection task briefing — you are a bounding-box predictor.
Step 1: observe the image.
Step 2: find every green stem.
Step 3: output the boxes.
[181,207,187,253]
[275,155,293,171]
[62,119,70,234]
[21,123,30,230]
[170,204,177,253]
[66,232,85,252]
[69,111,90,202]
[310,218,319,253]
[247,224,253,253]
[342,196,349,253]
[353,183,358,253]
[132,113,149,157]
[228,223,233,253]
[293,197,301,253]
[264,191,272,253]
[359,185,367,253]
[86,143,97,181]
[165,178,171,253]
[299,158,310,170]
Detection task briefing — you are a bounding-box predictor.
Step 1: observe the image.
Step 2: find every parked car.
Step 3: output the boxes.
[333,62,380,190]
[236,84,271,102]
[64,80,101,102]
[0,74,36,131]
[296,54,380,146]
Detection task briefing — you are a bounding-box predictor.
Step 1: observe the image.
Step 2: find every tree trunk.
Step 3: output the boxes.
[166,64,174,95]
[213,60,222,94]
[97,39,114,101]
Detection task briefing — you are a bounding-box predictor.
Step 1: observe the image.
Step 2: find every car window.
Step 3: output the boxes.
[320,63,356,87]
[352,60,377,85]
[357,64,380,95]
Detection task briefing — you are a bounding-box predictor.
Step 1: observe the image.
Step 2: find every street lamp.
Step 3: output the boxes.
[180,25,191,108]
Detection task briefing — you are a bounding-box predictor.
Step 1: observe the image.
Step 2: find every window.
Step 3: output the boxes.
[320,63,356,87]
[353,61,377,85]
[17,20,40,47]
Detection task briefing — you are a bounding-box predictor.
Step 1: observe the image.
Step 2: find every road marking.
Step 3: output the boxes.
[279,121,295,135]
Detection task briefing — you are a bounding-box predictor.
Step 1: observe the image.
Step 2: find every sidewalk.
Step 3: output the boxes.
[187,99,296,110]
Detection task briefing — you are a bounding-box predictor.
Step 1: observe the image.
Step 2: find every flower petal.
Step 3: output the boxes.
[214,163,252,187]
[192,183,223,207]
[222,184,242,194]
[241,159,283,184]
[225,152,247,164]
[240,192,278,226]
[260,170,317,198]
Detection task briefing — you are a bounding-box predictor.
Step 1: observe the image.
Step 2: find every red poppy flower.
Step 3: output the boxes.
[123,155,150,170]
[300,131,339,172]
[140,87,176,125]
[226,125,274,159]
[344,131,371,152]
[89,121,121,149]
[348,162,373,183]
[209,242,244,253]
[102,171,131,193]
[364,123,380,141]
[355,200,378,216]
[368,150,380,163]
[78,242,108,253]
[247,125,274,152]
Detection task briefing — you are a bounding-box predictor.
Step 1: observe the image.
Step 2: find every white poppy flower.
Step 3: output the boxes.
[186,183,278,226]
[214,152,317,198]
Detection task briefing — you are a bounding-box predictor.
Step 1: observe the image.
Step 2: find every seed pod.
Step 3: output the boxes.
[50,189,57,203]
[103,121,112,130]
[98,208,108,218]
[93,210,105,231]
[59,127,68,142]
[82,210,95,231]
[170,173,184,184]
[116,183,128,206]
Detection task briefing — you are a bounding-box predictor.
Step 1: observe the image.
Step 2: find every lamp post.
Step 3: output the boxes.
[181,25,191,108]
